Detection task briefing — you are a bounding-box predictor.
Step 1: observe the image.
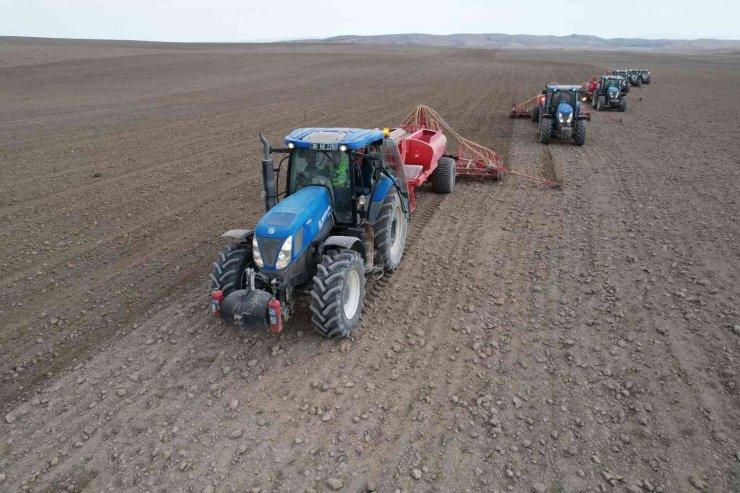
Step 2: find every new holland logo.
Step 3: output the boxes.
[268,227,275,234]
[317,205,332,230]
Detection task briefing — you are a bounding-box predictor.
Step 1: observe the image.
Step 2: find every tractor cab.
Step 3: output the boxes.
[543,85,582,126]
[284,128,407,226]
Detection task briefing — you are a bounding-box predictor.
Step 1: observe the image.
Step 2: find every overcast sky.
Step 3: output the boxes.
[1,0,737,42]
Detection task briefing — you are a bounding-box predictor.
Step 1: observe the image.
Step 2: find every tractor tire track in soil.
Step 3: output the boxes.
[0,40,738,492]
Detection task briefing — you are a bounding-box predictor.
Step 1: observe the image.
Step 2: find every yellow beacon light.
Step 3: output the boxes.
[383,127,390,137]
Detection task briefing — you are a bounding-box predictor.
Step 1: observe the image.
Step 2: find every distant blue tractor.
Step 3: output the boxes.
[210,126,454,338]
[591,75,627,112]
[537,85,588,146]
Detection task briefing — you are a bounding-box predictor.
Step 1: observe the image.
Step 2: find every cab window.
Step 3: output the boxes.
[288,148,353,224]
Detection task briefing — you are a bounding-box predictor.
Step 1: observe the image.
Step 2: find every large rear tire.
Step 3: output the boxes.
[574,120,587,146]
[623,85,630,94]
[310,249,365,338]
[210,241,254,297]
[618,99,627,112]
[431,156,456,194]
[538,117,552,144]
[596,96,605,111]
[530,105,540,122]
[374,188,407,271]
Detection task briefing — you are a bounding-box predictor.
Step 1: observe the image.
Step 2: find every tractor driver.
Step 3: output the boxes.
[293,149,353,223]
[328,152,352,223]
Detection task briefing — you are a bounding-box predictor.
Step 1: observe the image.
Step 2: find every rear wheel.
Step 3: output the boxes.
[623,85,630,93]
[431,156,456,194]
[538,117,552,144]
[596,96,605,111]
[530,105,540,122]
[374,188,407,271]
[210,241,254,297]
[310,249,365,338]
[574,120,587,146]
[618,99,627,112]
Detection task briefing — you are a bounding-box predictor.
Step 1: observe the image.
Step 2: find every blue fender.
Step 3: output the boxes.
[322,236,365,259]
[367,174,394,224]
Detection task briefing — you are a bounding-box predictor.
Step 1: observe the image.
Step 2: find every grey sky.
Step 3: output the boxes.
[1,0,737,42]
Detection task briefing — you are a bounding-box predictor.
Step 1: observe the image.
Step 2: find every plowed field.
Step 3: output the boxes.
[1,38,738,492]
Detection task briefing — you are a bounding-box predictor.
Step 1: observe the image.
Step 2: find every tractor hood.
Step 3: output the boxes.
[607,86,619,97]
[254,186,332,271]
[556,102,573,118]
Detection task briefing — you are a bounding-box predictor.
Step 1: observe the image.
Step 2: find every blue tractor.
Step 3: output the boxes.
[612,70,631,93]
[210,127,455,338]
[537,85,588,146]
[591,75,627,112]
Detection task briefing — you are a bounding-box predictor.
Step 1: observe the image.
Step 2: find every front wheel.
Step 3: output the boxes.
[310,249,365,338]
[375,188,407,271]
[574,120,587,146]
[538,117,552,144]
[431,156,456,194]
[210,241,254,297]
[596,96,605,111]
[618,99,627,112]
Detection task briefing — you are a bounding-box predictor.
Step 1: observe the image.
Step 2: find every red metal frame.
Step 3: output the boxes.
[398,106,505,184]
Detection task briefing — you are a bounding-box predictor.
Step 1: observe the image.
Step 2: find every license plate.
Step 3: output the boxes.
[310,143,338,150]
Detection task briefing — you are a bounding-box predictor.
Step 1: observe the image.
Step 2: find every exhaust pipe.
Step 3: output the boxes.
[259,134,277,213]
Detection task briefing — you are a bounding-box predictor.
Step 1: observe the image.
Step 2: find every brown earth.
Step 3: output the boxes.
[0,38,738,492]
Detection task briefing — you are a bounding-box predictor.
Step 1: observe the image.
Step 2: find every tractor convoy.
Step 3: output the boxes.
[511,67,652,145]
[210,67,651,338]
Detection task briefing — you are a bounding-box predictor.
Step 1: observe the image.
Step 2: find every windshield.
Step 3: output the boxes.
[551,91,575,108]
[289,148,353,223]
[604,80,619,90]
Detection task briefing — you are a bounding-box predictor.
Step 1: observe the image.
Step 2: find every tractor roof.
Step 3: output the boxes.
[602,75,624,80]
[546,85,582,92]
[284,128,384,150]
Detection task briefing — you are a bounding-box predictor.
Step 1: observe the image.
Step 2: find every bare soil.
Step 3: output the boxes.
[0,39,738,493]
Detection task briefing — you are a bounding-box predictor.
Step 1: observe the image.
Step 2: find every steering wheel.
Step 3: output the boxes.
[295,172,310,187]
[311,175,333,188]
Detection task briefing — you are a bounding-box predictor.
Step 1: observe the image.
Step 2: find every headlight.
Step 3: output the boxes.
[274,236,292,270]
[253,236,264,268]
[566,113,573,123]
[558,112,564,123]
